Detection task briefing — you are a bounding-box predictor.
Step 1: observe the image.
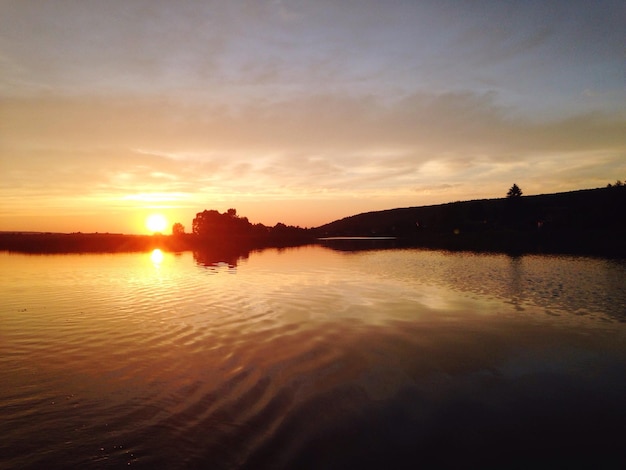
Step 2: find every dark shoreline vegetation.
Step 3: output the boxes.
[2,185,625,258]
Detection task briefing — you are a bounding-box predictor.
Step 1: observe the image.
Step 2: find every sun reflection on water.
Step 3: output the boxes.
[151,248,164,265]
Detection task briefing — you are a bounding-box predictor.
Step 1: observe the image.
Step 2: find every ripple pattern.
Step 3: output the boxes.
[1,248,626,468]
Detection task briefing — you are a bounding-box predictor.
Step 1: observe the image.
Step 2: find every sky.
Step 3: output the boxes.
[1,0,625,234]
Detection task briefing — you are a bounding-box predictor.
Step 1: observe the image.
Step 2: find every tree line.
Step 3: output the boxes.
[171,208,314,248]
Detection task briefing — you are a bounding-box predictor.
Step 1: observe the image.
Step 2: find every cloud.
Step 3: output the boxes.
[3,90,624,180]
[2,1,623,116]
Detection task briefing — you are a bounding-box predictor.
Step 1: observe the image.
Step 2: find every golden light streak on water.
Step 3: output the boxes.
[150,248,164,264]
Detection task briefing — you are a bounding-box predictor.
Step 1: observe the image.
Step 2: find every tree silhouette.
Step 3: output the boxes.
[172,222,185,235]
[507,184,523,198]
[192,209,252,238]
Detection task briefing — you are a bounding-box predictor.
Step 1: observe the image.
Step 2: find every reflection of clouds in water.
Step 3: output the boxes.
[417,286,449,311]
[506,255,524,311]
[354,250,626,321]
[502,256,626,320]
[496,255,620,318]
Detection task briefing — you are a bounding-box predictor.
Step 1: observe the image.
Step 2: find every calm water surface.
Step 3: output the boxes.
[1,246,626,468]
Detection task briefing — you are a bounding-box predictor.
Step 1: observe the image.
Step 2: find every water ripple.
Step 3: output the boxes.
[1,248,626,468]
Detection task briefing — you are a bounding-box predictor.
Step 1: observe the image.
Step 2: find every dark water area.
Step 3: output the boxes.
[1,247,625,468]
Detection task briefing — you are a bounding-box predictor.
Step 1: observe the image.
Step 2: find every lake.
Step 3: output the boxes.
[1,245,626,468]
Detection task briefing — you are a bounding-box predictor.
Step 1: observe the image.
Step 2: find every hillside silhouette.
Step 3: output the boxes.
[315,186,626,257]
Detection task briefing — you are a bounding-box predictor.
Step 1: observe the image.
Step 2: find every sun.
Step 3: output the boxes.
[146,214,168,233]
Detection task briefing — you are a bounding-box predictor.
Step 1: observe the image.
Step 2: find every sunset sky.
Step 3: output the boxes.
[1,0,625,234]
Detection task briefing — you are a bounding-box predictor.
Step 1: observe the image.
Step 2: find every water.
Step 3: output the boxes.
[1,246,626,468]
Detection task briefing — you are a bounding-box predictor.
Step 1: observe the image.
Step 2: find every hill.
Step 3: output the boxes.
[315,186,626,257]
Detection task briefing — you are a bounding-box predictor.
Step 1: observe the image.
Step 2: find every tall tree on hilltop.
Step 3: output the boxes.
[507,183,523,198]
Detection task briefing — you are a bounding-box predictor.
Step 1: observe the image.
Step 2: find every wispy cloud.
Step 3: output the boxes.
[3,91,625,195]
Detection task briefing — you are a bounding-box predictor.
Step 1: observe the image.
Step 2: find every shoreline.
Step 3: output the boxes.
[2,230,625,259]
